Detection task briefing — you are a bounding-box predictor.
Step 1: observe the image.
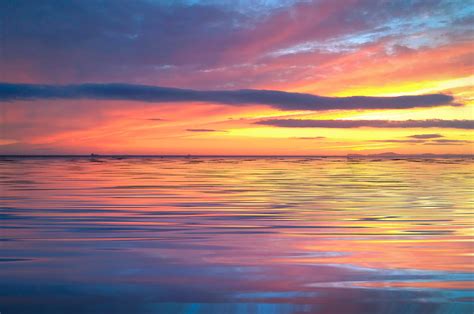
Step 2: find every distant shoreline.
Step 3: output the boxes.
[0,154,472,158]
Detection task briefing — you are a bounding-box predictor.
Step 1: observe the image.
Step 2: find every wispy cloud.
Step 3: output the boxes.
[407,133,444,139]
[429,139,472,144]
[257,119,474,129]
[370,137,472,146]
[0,82,457,111]
[293,136,326,140]
[186,129,225,132]
[371,139,426,144]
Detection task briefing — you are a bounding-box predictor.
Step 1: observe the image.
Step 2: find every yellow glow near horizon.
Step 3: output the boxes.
[333,75,474,98]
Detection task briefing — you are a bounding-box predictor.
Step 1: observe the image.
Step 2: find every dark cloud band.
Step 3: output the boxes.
[257,119,474,129]
[0,82,456,111]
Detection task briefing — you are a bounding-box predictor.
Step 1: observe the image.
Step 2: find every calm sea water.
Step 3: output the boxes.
[0,157,473,314]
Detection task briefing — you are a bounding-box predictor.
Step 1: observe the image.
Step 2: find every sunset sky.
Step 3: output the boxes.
[0,0,472,155]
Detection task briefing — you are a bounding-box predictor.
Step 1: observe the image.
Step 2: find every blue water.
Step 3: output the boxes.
[1,157,473,313]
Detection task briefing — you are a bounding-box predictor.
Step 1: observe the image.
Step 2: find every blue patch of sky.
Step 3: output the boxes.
[268,2,473,58]
[151,0,308,16]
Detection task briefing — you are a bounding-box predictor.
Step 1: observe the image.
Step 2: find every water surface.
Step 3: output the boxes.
[1,157,473,313]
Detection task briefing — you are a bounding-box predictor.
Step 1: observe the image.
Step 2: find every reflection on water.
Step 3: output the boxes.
[0,157,473,314]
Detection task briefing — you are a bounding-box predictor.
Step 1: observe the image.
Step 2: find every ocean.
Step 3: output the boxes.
[1,156,473,313]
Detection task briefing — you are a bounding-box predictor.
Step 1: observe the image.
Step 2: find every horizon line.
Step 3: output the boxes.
[0,153,472,158]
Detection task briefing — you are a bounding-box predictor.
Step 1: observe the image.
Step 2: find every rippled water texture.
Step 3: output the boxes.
[1,157,473,313]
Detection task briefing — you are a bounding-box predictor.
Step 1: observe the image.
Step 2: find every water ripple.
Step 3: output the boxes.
[0,157,473,313]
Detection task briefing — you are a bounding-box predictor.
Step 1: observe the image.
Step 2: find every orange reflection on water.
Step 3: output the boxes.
[0,157,473,313]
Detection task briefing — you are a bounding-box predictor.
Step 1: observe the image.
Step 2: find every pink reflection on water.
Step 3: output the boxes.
[0,157,473,313]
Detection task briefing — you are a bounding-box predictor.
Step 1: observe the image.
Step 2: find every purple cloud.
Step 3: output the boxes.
[407,134,444,139]
[0,0,471,87]
[0,83,456,111]
[371,139,426,144]
[186,129,224,132]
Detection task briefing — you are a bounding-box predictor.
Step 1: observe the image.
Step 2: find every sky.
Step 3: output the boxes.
[0,0,473,155]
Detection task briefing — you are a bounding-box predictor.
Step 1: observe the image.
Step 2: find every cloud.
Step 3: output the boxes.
[423,140,472,146]
[430,139,472,144]
[257,119,474,129]
[293,136,326,140]
[0,82,456,111]
[371,139,426,144]
[186,129,223,132]
[370,136,472,146]
[407,133,444,139]
[433,139,470,143]
[1,0,471,90]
